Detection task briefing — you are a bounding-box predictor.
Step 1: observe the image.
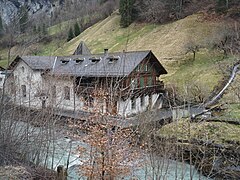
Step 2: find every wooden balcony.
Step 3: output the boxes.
[120,81,165,100]
[75,85,95,95]
[75,81,165,99]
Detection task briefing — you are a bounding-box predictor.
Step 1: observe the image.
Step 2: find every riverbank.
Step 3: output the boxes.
[0,165,56,179]
[156,119,240,179]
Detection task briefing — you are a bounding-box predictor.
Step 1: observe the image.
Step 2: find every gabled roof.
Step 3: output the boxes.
[73,41,91,55]
[53,50,167,77]
[8,50,167,77]
[21,56,56,70]
[8,56,56,70]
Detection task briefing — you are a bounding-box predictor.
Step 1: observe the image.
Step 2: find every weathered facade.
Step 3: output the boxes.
[7,50,167,117]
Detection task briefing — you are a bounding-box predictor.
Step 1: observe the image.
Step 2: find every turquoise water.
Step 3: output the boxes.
[14,121,211,179]
[43,137,211,180]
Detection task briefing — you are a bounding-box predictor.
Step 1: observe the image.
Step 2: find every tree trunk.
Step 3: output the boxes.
[193,51,196,61]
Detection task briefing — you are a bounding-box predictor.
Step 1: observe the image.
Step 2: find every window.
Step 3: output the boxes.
[148,76,152,86]
[0,77,2,82]
[140,77,145,88]
[140,96,145,107]
[131,78,138,88]
[14,76,18,82]
[89,97,94,107]
[10,82,15,94]
[83,95,94,107]
[21,85,26,98]
[21,66,25,73]
[145,64,148,71]
[136,65,140,72]
[131,98,136,110]
[51,85,56,98]
[64,86,70,100]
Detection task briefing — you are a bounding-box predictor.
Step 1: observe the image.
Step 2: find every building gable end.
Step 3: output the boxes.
[8,56,34,73]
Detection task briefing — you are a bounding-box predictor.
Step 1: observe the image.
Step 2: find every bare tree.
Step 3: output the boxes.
[185,41,201,61]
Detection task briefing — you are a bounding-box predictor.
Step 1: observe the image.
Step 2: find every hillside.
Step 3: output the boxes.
[55,11,222,58]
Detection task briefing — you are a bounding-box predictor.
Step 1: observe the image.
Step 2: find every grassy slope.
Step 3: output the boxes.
[0,49,8,68]
[158,119,240,144]
[55,12,221,58]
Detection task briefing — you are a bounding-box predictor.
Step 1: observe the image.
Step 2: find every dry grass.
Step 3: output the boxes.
[54,12,222,59]
[159,119,240,144]
[0,166,56,180]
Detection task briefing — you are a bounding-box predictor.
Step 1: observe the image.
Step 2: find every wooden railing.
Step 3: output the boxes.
[120,81,165,99]
[75,80,165,99]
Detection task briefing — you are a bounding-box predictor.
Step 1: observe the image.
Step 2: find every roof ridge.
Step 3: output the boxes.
[70,50,151,57]
[21,50,151,59]
[92,50,151,55]
[22,55,58,58]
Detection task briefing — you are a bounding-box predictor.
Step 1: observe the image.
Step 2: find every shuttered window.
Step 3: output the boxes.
[148,76,152,86]
[21,85,26,97]
[64,86,70,100]
[51,85,56,98]
[140,77,145,87]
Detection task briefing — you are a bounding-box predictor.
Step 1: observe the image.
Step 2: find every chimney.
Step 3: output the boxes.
[104,48,108,56]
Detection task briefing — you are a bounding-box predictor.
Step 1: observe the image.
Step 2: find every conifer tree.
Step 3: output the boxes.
[216,0,228,13]
[67,27,74,41]
[37,26,41,34]
[74,22,81,37]
[0,15,3,36]
[33,25,37,34]
[42,23,48,35]
[19,6,29,33]
[119,0,135,28]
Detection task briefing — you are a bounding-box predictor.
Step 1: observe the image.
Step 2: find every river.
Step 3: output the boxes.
[42,135,211,180]
[14,121,211,180]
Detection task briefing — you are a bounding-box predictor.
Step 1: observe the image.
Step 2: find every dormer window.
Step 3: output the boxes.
[89,57,101,63]
[107,56,119,63]
[60,59,70,64]
[74,58,84,64]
